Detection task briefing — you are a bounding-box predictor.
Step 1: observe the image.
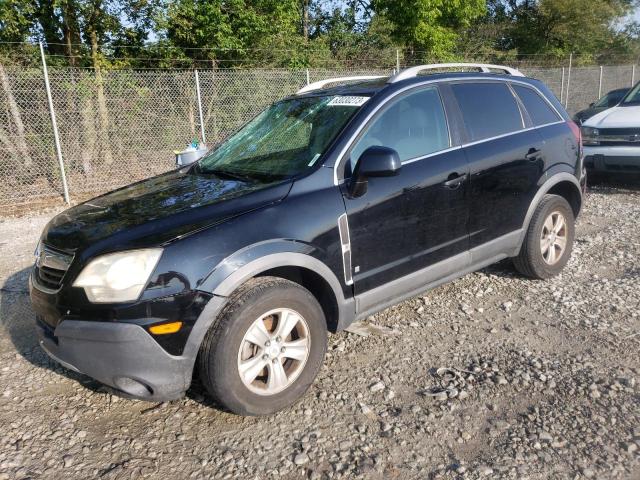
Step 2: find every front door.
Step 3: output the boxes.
[340,85,470,310]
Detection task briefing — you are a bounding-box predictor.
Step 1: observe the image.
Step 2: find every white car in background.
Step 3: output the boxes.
[582,81,640,176]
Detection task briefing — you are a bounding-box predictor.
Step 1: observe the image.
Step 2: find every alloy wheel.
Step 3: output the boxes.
[237,308,310,396]
[540,210,567,265]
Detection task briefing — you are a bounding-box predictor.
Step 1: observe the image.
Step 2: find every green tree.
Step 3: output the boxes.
[372,0,486,59]
[164,0,301,67]
[493,0,638,58]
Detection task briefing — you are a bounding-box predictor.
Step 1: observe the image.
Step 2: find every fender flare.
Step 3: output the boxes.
[180,241,354,370]
[517,171,582,248]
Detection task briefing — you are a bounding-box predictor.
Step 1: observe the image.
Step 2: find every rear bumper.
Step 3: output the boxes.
[583,146,640,173]
[35,317,192,401]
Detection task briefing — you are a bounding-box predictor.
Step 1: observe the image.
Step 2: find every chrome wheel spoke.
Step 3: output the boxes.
[547,242,557,263]
[275,310,300,340]
[239,355,267,384]
[553,215,565,234]
[541,237,552,254]
[281,338,309,361]
[543,216,554,234]
[267,360,288,391]
[244,319,271,346]
[555,235,567,251]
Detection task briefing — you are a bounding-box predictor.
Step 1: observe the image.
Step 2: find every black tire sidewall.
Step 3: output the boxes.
[203,279,327,416]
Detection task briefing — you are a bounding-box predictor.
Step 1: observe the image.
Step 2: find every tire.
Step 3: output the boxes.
[513,194,575,279]
[587,171,606,186]
[198,276,327,416]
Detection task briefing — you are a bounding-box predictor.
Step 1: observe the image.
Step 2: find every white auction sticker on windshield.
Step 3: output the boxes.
[328,96,370,107]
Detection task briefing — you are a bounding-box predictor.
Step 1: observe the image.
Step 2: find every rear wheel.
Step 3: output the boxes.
[198,277,327,416]
[513,194,575,279]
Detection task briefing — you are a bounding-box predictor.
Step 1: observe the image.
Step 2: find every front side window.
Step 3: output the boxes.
[197,95,367,181]
[620,82,640,106]
[451,82,524,142]
[512,84,561,126]
[349,86,450,170]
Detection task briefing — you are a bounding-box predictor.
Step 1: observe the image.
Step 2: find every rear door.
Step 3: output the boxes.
[510,82,568,174]
[451,81,545,248]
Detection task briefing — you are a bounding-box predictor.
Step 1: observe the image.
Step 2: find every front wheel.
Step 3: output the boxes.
[513,194,575,279]
[198,277,327,416]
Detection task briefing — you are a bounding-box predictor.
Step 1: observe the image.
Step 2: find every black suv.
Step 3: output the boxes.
[30,64,586,415]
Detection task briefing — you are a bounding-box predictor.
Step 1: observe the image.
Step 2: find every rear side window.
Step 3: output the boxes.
[512,84,561,126]
[451,82,523,142]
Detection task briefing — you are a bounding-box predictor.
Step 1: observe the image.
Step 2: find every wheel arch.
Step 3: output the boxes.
[181,244,355,373]
[517,172,582,249]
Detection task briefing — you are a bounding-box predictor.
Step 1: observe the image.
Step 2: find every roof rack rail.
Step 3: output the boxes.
[297,75,386,94]
[388,63,525,83]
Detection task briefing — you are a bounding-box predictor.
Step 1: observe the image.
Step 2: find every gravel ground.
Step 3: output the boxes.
[1,181,639,480]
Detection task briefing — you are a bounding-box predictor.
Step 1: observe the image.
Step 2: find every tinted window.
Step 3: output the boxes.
[513,84,561,126]
[451,82,523,141]
[350,87,449,169]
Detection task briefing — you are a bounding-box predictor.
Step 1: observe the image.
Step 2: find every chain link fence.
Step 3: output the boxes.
[0,62,637,212]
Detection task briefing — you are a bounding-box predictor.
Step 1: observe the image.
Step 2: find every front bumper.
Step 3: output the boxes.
[35,317,192,401]
[583,145,640,173]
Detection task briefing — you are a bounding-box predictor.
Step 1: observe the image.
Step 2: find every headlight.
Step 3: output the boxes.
[73,249,162,303]
[581,126,600,145]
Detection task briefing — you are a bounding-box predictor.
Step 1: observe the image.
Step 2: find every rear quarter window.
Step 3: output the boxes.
[512,84,561,126]
[450,82,524,142]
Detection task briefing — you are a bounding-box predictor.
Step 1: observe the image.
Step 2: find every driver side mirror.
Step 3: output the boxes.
[348,146,401,197]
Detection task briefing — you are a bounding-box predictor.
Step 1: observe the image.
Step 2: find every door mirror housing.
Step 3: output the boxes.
[348,146,401,197]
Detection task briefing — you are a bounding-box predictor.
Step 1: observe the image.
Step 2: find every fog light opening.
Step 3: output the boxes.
[113,376,153,397]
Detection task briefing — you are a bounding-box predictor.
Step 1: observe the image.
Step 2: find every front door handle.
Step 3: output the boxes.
[443,172,468,189]
[525,148,542,161]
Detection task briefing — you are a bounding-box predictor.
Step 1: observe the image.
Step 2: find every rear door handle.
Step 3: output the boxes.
[525,148,542,161]
[443,172,468,189]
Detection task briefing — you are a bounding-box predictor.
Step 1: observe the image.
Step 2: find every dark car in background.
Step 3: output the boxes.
[30,63,585,416]
[573,87,629,124]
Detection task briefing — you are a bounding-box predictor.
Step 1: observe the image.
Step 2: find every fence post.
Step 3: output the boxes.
[194,69,206,144]
[39,42,70,205]
[598,66,603,99]
[560,67,565,104]
[305,69,310,86]
[565,53,572,109]
[396,49,400,71]
[632,65,636,87]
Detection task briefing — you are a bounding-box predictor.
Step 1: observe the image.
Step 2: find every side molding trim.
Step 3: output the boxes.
[338,213,353,286]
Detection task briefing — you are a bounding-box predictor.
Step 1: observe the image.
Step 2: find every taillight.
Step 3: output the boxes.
[567,120,582,156]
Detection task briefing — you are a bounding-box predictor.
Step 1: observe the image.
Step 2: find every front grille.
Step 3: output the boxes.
[595,128,640,145]
[34,244,73,291]
[596,128,640,135]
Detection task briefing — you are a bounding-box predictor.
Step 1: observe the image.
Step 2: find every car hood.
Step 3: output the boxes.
[574,107,604,123]
[583,105,640,128]
[42,169,292,255]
